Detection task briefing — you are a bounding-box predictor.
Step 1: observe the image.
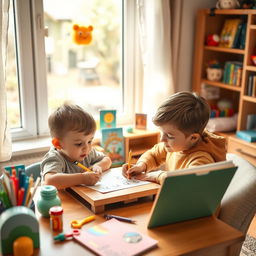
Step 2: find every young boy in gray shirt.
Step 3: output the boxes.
[41,104,112,189]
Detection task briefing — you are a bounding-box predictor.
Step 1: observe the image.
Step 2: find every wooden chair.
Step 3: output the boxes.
[218,153,256,255]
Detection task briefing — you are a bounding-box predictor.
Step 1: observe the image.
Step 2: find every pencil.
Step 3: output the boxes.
[104,214,136,224]
[74,161,92,172]
[128,150,132,169]
[24,176,34,206]
[27,176,41,208]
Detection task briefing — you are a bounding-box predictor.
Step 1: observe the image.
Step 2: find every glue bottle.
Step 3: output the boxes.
[49,206,63,232]
[36,185,61,217]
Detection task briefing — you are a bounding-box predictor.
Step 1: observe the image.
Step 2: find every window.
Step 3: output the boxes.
[7,0,136,140]
[6,0,21,129]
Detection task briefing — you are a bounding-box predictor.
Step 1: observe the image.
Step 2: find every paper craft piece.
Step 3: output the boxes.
[101,127,125,167]
[74,218,158,256]
[88,167,150,193]
[135,113,147,129]
[100,110,116,129]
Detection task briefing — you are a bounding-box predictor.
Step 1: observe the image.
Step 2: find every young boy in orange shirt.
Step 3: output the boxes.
[123,91,226,184]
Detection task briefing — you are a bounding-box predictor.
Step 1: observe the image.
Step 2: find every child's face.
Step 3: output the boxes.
[58,131,95,162]
[159,123,197,152]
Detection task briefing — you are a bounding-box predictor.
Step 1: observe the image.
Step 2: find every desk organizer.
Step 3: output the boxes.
[0,206,40,255]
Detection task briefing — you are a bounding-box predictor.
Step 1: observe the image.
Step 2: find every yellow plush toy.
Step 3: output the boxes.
[73,24,93,45]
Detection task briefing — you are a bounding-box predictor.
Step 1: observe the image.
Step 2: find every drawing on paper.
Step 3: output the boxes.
[87,167,150,193]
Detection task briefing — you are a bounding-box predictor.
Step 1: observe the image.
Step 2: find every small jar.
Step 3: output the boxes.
[49,206,63,232]
[36,185,61,217]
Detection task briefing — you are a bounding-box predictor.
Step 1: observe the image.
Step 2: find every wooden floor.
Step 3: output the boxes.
[247,215,256,238]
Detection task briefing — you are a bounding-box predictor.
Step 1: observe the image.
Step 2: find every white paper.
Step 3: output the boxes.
[87,167,150,193]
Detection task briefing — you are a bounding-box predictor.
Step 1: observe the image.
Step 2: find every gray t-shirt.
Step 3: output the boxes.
[41,146,105,180]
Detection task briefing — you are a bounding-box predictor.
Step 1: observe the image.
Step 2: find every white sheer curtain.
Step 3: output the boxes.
[136,0,174,127]
[0,0,12,161]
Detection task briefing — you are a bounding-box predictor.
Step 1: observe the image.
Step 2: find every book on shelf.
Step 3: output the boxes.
[247,75,256,96]
[232,22,242,48]
[222,61,242,86]
[236,130,256,142]
[147,160,237,228]
[74,218,158,256]
[101,127,125,167]
[239,23,247,49]
[219,19,241,48]
[246,114,256,130]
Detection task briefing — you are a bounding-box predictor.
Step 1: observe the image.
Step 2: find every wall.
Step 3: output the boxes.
[177,0,216,91]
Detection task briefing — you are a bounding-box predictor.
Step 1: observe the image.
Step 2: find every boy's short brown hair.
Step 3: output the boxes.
[153,91,210,136]
[48,104,96,139]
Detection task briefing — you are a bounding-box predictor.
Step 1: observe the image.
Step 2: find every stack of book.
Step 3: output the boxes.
[222,61,242,86]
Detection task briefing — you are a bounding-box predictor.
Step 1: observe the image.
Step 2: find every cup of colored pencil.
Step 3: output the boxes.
[0,164,41,211]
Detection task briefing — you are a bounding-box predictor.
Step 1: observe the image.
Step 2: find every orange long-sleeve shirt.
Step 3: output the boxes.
[137,130,227,184]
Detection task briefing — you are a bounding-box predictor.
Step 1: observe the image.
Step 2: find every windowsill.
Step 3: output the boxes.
[12,136,52,157]
[11,130,103,157]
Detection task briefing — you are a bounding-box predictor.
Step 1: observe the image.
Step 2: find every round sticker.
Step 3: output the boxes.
[123,232,142,243]
[104,112,114,123]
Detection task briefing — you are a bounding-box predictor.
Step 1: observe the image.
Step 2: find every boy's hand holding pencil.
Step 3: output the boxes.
[122,151,147,179]
[81,172,101,186]
[74,161,102,185]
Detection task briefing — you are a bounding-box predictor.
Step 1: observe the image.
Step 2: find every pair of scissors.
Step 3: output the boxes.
[70,215,95,229]
[54,229,80,242]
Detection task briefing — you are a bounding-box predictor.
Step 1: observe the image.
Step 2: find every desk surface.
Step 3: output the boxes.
[35,190,245,256]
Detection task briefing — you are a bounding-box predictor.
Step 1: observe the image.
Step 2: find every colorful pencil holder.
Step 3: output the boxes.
[0,206,40,255]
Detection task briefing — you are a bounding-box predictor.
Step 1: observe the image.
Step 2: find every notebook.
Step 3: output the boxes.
[74,218,158,256]
[147,160,237,228]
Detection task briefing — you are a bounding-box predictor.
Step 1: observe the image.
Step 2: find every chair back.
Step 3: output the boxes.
[25,162,41,180]
[219,153,256,255]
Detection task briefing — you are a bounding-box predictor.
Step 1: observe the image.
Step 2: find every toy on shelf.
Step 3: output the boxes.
[241,0,256,9]
[73,24,93,45]
[206,60,223,82]
[210,99,234,118]
[206,34,220,46]
[251,55,256,65]
[216,0,240,9]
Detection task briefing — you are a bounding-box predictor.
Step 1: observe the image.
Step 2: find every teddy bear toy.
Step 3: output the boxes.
[73,24,93,45]
[216,0,240,9]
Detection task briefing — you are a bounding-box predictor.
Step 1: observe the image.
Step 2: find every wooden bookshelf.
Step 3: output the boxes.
[193,9,256,166]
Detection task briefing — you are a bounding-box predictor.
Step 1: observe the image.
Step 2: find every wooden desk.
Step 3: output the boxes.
[36,190,245,256]
[67,182,160,213]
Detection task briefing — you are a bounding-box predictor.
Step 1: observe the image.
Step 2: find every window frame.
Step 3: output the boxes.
[11,0,136,141]
[11,0,38,140]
